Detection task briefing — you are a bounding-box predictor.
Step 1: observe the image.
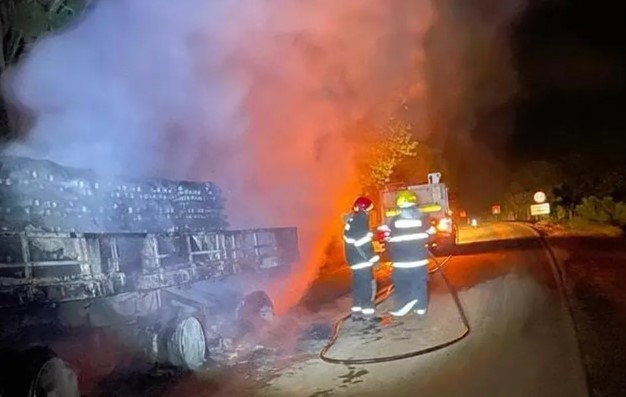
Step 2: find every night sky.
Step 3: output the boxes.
[426,0,626,211]
[511,0,626,164]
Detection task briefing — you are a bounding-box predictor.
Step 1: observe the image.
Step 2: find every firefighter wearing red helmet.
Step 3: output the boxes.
[343,196,380,320]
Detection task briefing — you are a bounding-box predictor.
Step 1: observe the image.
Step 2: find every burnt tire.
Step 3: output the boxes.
[165,316,207,370]
[0,346,79,397]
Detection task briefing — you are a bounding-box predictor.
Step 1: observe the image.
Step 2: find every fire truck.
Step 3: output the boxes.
[371,172,458,252]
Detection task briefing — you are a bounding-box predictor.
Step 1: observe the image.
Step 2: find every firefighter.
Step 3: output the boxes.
[343,196,380,320]
[383,190,436,317]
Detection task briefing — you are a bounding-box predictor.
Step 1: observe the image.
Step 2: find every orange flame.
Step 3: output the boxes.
[202,1,435,313]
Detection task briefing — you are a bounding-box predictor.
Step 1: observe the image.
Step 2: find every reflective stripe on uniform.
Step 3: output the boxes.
[390,299,418,316]
[351,262,373,270]
[344,223,351,231]
[351,306,362,312]
[392,259,429,268]
[426,226,437,235]
[354,232,373,247]
[350,255,378,269]
[344,232,372,245]
[388,232,429,242]
[394,219,423,228]
[362,308,375,315]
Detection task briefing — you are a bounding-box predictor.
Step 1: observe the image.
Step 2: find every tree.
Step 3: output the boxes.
[392,143,448,185]
[503,161,561,220]
[1,0,89,136]
[357,119,419,190]
[551,154,626,216]
[2,0,89,70]
[504,182,532,220]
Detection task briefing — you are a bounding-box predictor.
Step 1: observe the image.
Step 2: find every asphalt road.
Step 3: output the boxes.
[255,222,588,397]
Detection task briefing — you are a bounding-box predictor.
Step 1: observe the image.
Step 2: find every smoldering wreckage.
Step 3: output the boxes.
[0,155,301,396]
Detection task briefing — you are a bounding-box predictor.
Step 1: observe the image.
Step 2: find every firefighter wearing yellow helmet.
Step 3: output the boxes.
[395,190,418,208]
[384,189,436,317]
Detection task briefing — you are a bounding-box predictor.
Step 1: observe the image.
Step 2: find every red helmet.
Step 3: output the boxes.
[353,196,374,212]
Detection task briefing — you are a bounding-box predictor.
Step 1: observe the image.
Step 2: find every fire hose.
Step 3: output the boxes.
[319,252,470,365]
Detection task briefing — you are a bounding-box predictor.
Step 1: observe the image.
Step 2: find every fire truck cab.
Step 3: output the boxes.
[371,172,458,252]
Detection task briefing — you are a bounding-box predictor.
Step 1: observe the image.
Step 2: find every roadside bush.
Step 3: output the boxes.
[575,196,626,227]
[553,205,569,222]
[564,217,623,237]
[576,196,614,224]
[535,217,622,237]
[614,202,626,226]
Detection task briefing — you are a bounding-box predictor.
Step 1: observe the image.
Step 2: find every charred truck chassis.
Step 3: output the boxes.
[0,157,300,396]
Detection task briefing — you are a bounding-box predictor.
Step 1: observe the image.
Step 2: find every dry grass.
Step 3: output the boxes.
[535,219,623,238]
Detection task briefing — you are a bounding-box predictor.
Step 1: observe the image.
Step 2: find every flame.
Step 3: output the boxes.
[212,1,435,313]
[269,180,359,314]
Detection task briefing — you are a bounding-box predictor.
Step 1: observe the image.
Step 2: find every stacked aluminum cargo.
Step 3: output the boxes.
[0,156,228,233]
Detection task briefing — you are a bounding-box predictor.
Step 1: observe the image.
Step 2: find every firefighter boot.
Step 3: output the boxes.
[362,307,377,319]
[414,308,427,320]
[351,307,364,321]
[362,307,383,324]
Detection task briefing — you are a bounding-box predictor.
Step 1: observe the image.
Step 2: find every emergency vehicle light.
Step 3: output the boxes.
[436,217,453,232]
[419,204,442,213]
[385,209,401,217]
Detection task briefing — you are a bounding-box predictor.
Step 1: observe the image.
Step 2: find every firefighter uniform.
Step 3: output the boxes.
[344,197,380,318]
[384,191,436,317]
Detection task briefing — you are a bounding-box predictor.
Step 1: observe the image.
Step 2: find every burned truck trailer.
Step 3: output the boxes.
[0,156,299,396]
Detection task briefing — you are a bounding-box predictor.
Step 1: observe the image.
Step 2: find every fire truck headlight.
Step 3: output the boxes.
[436,217,452,232]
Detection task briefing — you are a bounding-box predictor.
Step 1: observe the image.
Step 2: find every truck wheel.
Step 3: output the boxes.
[28,357,79,397]
[236,291,275,333]
[164,316,207,370]
[0,346,79,397]
[133,315,207,370]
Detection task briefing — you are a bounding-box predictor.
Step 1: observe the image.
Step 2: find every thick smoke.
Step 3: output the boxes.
[424,0,526,210]
[2,0,433,311]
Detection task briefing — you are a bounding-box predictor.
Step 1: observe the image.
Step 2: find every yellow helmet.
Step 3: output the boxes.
[395,190,417,208]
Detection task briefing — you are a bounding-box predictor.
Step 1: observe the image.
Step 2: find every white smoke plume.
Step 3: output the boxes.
[2,0,435,311]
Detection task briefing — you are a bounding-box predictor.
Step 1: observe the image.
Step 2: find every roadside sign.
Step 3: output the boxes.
[533,191,547,204]
[530,203,550,216]
[491,205,501,215]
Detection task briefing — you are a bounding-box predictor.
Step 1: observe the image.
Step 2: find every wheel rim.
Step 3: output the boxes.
[29,357,79,397]
[170,316,206,370]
